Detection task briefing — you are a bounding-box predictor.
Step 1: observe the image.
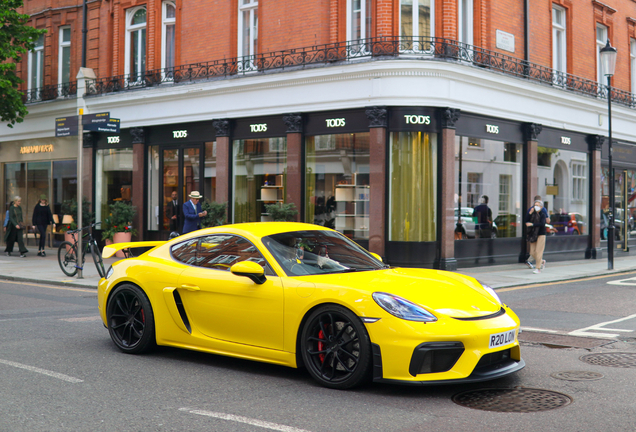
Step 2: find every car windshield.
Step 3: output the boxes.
[263,230,386,276]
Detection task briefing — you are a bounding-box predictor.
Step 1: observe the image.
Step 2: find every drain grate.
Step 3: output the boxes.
[452,388,572,413]
[580,352,636,368]
[551,371,604,381]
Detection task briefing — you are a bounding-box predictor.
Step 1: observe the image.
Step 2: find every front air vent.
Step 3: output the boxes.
[453,307,506,321]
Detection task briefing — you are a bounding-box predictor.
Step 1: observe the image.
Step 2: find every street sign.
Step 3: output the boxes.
[55,116,79,137]
[84,118,120,133]
[82,112,110,125]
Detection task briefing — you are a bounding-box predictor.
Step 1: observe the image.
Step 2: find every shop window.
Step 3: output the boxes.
[552,5,567,78]
[126,7,147,82]
[95,148,133,226]
[389,131,437,242]
[29,34,44,92]
[233,138,287,223]
[596,24,608,87]
[238,0,258,70]
[204,142,217,204]
[306,133,370,241]
[147,146,160,231]
[399,0,433,51]
[58,27,71,85]
[456,137,523,239]
[537,147,553,167]
[162,1,176,77]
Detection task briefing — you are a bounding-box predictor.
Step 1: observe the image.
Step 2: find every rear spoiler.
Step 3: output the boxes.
[102,241,166,258]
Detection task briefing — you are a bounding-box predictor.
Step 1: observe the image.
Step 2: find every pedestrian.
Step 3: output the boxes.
[167,190,181,233]
[182,191,207,234]
[3,201,11,234]
[32,195,54,257]
[526,199,547,274]
[472,195,493,238]
[525,195,550,269]
[4,196,28,257]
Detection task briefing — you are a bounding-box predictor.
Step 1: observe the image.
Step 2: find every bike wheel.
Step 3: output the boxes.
[91,240,105,278]
[58,241,78,277]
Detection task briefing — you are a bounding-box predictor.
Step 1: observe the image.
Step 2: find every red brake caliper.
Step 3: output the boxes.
[318,330,325,363]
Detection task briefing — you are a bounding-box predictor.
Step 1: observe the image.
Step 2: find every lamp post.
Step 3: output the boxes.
[600,39,617,270]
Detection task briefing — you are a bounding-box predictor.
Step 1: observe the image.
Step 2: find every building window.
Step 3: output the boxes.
[498,175,511,213]
[631,39,636,95]
[389,131,437,242]
[552,5,566,76]
[238,0,258,62]
[348,0,372,42]
[466,173,482,208]
[162,1,176,76]
[95,148,133,226]
[400,0,433,51]
[596,24,608,86]
[58,27,71,84]
[458,0,473,45]
[126,7,147,82]
[29,34,44,91]
[572,162,586,201]
[306,133,370,241]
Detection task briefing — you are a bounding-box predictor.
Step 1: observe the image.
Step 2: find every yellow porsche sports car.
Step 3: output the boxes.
[98,222,524,389]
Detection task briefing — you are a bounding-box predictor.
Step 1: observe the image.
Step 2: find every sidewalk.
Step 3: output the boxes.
[0,245,634,290]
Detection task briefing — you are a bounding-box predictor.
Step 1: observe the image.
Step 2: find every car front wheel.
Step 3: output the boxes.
[106,284,156,354]
[300,305,372,389]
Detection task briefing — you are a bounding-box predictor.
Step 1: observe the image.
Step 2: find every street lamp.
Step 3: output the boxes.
[600,39,617,270]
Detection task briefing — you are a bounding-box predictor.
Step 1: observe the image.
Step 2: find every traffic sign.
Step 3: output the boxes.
[55,116,79,137]
[82,112,110,125]
[84,118,120,133]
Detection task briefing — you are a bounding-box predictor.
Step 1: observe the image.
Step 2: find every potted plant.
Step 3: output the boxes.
[264,202,298,222]
[105,201,137,257]
[201,201,228,228]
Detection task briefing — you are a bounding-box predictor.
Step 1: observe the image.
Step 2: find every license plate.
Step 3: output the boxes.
[489,328,517,349]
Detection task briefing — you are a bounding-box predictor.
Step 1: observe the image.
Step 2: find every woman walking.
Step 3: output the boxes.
[4,196,28,257]
[32,195,54,256]
[525,199,547,274]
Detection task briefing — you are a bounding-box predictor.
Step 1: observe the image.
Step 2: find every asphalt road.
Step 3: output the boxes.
[0,277,635,432]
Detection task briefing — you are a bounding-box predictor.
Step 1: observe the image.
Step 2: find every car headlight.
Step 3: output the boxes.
[480,283,501,305]
[105,265,114,279]
[372,292,437,322]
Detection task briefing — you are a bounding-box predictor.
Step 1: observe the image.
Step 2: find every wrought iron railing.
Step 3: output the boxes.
[33,37,636,109]
[23,81,77,104]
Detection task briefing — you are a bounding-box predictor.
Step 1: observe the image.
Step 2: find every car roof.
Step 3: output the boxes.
[177,222,331,240]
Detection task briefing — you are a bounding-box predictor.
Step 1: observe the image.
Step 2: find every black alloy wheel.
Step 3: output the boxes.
[106,284,156,354]
[301,305,372,389]
[57,241,78,277]
[90,240,105,278]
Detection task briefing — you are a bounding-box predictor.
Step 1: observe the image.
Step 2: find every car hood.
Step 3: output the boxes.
[308,268,501,318]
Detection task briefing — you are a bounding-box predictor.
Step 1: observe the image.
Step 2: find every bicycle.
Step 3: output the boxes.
[57,222,105,278]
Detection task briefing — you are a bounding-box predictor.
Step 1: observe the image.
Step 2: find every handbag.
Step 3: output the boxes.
[17,222,26,230]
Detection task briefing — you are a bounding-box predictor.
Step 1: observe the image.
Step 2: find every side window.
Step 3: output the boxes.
[171,238,199,265]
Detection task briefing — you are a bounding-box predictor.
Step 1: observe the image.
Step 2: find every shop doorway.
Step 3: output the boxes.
[613,169,631,251]
[160,146,202,235]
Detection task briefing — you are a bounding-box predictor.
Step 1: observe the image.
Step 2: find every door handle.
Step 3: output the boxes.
[180,284,200,291]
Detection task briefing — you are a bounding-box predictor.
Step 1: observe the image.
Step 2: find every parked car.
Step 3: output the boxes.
[454,207,497,238]
[494,213,521,238]
[545,223,557,235]
[551,213,585,235]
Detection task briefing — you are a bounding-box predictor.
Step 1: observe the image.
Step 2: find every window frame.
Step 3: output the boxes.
[399,0,435,40]
[161,1,176,76]
[237,0,258,58]
[125,6,147,82]
[58,26,71,85]
[571,161,586,202]
[631,38,636,96]
[347,0,372,43]
[28,34,45,92]
[552,5,566,75]
[596,24,608,87]
[458,0,473,46]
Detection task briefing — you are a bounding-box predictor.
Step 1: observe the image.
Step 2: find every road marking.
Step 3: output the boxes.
[607,277,636,286]
[569,313,636,338]
[497,270,636,292]
[521,327,558,333]
[179,408,311,432]
[0,358,83,383]
[60,316,102,322]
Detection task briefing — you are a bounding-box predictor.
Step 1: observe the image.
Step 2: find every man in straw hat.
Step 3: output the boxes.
[182,191,207,234]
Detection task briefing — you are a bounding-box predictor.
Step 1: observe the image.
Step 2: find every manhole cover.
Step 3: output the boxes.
[580,352,636,368]
[452,388,572,413]
[551,371,604,381]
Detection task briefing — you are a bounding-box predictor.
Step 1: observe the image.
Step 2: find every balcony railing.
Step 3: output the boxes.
[33,37,636,109]
[23,81,77,104]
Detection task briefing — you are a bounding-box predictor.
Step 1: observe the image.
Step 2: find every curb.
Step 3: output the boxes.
[0,275,98,290]
[486,267,636,290]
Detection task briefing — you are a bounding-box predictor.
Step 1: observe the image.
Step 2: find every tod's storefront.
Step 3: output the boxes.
[87,106,631,270]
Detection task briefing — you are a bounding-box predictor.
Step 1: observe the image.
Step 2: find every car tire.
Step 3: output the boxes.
[106,284,156,354]
[300,305,372,389]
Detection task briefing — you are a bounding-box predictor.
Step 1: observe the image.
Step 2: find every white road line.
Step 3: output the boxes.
[607,277,636,286]
[59,316,102,322]
[569,313,636,338]
[179,408,311,432]
[0,358,83,383]
[521,327,559,333]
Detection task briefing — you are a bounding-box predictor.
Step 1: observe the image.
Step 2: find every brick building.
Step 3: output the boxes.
[2,0,636,269]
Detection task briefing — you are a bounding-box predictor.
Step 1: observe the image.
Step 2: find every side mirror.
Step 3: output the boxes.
[369,252,383,262]
[230,261,267,284]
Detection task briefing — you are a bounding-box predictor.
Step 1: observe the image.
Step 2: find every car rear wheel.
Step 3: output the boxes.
[106,284,155,354]
[301,305,372,389]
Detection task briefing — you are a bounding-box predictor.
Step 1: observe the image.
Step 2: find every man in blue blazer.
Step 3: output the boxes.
[182,191,207,234]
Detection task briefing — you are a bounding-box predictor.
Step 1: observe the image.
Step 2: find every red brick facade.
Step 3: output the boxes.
[16,1,636,95]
